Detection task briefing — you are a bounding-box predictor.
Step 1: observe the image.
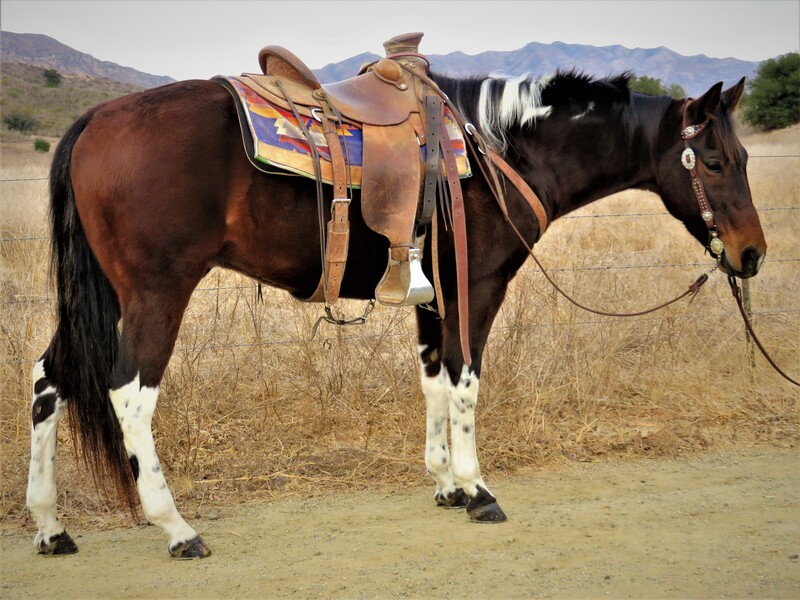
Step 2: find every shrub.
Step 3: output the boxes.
[33,138,51,153]
[629,75,686,98]
[43,68,62,87]
[3,112,38,132]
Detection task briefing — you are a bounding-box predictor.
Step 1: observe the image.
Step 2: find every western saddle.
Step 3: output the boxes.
[227,33,549,365]
[232,32,467,309]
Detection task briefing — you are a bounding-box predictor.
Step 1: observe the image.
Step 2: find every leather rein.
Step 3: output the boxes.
[417,76,796,387]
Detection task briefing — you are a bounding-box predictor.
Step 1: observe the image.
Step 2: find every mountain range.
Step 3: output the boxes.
[2,30,763,97]
[314,42,761,97]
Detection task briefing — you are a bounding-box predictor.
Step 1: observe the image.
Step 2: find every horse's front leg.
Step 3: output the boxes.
[417,308,469,509]
[416,305,506,522]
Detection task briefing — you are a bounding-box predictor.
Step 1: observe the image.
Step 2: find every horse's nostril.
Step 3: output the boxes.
[741,247,762,274]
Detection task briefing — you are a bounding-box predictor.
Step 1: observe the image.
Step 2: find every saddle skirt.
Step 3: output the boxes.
[219,75,472,186]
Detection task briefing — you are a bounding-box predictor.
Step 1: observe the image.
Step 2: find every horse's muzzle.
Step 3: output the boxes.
[722,246,765,279]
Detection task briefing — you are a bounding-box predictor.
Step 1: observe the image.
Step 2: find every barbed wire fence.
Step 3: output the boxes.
[2,157,798,370]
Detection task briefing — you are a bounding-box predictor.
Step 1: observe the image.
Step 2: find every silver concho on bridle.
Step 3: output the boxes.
[681,147,696,170]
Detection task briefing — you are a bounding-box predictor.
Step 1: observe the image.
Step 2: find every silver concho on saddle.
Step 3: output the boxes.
[215,33,472,307]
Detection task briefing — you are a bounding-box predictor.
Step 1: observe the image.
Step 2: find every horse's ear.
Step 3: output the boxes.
[722,77,746,111]
[689,81,723,121]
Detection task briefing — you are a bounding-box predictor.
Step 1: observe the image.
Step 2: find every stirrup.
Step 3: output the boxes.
[375,246,434,306]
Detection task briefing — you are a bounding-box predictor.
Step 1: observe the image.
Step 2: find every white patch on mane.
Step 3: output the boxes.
[571,101,595,120]
[478,73,552,151]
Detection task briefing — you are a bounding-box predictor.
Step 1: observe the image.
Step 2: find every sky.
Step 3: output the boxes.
[2,0,799,81]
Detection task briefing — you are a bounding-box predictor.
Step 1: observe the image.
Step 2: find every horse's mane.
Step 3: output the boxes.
[432,70,669,153]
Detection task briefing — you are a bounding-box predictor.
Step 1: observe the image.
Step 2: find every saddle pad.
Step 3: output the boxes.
[222,76,471,187]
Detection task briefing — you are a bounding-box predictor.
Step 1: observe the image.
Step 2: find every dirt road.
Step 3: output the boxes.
[2,448,798,599]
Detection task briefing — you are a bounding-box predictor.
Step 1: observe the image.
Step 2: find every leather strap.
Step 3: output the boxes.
[488,150,548,239]
[318,92,351,303]
[680,100,722,258]
[420,94,442,229]
[430,208,445,319]
[439,121,471,366]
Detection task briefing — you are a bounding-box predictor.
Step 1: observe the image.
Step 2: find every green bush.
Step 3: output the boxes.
[33,138,51,153]
[43,68,62,87]
[2,112,38,132]
[742,52,800,131]
[629,75,686,98]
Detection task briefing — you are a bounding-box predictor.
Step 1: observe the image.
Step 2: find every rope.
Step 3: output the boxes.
[728,275,799,386]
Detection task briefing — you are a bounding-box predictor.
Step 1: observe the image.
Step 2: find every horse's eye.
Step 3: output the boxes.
[704,161,722,174]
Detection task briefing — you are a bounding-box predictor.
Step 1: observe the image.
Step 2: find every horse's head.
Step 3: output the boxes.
[656,79,766,278]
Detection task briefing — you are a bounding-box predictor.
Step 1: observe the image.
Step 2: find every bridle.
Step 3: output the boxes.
[680,99,725,261]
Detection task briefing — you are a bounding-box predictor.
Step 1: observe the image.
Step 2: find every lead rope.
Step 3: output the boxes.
[398,64,719,318]
[388,65,797,384]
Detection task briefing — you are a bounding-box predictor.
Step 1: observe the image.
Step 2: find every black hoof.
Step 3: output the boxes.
[467,486,508,523]
[435,488,470,509]
[169,535,212,559]
[37,531,79,555]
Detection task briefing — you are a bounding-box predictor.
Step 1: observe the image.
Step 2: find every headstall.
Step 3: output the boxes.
[680,100,724,260]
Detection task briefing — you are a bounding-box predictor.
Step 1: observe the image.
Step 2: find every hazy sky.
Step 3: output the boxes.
[2,1,798,81]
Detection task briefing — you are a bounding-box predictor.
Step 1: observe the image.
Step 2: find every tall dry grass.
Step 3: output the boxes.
[1,126,798,531]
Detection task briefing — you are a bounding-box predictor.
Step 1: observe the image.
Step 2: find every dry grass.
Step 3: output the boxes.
[1,125,798,532]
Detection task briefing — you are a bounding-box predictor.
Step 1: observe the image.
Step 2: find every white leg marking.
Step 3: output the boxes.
[419,348,457,498]
[26,360,67,548]
[447,365,488,497]
[110,374,197,548]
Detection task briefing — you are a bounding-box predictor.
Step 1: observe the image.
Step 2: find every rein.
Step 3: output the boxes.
[727,275,799,386]
[436,82,796,385]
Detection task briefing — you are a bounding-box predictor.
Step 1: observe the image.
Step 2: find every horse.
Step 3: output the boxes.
[26,61,766,558]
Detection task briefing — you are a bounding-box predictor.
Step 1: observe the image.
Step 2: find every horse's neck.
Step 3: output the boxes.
[508,96,670,221]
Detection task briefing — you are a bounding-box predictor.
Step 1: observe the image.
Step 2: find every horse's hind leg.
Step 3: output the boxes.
[109,287,210,559]
[26,358,78,554]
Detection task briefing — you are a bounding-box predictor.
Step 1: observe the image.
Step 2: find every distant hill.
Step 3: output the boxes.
[1,31,175,88]
[314,40,761,97]
[0,31,765,139]
[0,61,146,137]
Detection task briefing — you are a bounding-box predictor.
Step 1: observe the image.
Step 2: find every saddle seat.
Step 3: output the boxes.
[255,45,423,127]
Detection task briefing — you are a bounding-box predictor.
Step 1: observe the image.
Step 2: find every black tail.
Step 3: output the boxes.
[44,112,138,512]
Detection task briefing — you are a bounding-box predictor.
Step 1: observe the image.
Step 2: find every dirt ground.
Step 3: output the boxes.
[1,448,798,599]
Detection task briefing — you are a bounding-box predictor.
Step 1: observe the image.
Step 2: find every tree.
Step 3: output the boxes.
[43,68,62,88]
[629,75,686,98]
[667,83,687,99]
[629,75,665,95]
[741,52,800,131]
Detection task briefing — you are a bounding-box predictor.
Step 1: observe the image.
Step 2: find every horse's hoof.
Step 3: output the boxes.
[435,488,470,509]
[467,486,508,523]
[37,531,79,555]
[169,535,212,559]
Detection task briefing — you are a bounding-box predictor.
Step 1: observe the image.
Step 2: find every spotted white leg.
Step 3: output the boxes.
[446,365,485,495]
[26,360,78,554]
[420,351,466,507]
[109,374,209,558]
[446,365,506,522]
